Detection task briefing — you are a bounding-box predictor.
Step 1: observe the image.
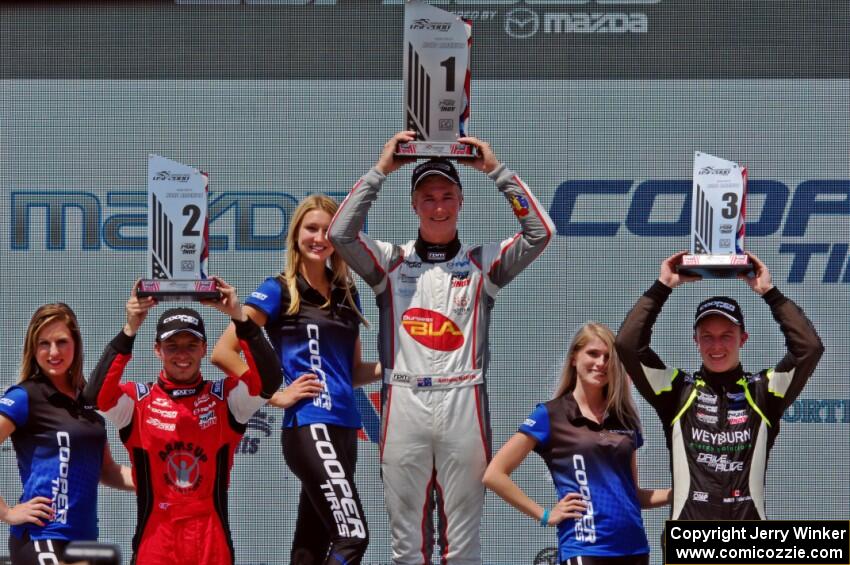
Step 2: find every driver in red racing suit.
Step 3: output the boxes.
[83,278,281,565]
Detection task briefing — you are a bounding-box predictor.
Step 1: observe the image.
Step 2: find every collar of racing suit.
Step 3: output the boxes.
[414,231,461,263]
[157,371,205,398]
[697,363,745,389]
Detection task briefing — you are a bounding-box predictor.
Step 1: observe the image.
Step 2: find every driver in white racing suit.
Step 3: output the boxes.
[328,131,555,564]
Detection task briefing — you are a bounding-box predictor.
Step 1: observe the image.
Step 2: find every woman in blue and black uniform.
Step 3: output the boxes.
[0,303,134,565]
[483,322,670,565]
[212,194,380,565]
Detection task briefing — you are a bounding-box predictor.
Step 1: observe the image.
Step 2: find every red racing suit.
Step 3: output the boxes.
[84,318,281,565]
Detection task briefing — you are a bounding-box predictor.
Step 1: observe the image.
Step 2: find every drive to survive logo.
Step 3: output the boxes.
[696,452,744,473]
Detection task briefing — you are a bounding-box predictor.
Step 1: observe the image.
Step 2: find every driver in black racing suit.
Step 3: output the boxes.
[615,251,823,520]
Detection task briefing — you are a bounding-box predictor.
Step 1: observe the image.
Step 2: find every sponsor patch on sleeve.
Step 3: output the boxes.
[509,194,530,217]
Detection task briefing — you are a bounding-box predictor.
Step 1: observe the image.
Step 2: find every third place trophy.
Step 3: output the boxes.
[678,151,753,278]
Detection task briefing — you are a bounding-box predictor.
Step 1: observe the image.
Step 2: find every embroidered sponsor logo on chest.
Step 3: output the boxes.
[401,308,464,351]
[452,293,471,315]
[198,410,218,429]
[160,442,208,493]
[696,412,719,424]
[451,271,471,287]
[697,391,717,404]
[727,408,749,425]
[146,417,176,431]
[149,405,178,419]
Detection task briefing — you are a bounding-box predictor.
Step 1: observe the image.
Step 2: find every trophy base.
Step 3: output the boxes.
[677,254,753,279]
[138,279,220,302]
[396,141,477,159]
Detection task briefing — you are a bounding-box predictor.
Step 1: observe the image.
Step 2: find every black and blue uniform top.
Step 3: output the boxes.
[518,392,649,561]
[0,375,106,541]
[246,273,363,430]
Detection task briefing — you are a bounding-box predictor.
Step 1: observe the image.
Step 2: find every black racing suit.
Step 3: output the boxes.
[615,282,823,520]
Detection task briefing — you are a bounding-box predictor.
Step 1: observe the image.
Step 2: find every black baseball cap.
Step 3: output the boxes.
[411,158,462,192]
[156,308,206,342]
[694,296,745,330]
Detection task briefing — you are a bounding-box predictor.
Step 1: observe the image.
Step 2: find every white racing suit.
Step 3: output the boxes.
[329,164,555,564]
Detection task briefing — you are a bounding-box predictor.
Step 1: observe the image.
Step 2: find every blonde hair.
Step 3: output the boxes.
[553,321,640,430]
[19,303,84,390]
[280,194,367,326]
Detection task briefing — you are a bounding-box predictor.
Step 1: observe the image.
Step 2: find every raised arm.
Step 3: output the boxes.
[615,252,699,422]
[328,132,412,290]
[83,281,156,431]
[739,253,824,419]
[205,278,283,424]
[211,305,268,377]
[457,137,556,291]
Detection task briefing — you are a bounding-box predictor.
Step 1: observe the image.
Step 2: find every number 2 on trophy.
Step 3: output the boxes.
[440,57,455,92]
[721,192,738,219]
[183,204,201,236]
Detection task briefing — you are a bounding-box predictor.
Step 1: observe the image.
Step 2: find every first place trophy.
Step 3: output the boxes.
[396,0,476,158]
[678,151,754,278]
[137,154,220,301]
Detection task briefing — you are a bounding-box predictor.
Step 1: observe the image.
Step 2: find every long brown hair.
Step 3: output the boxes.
[553,321,640,429]
[280,194,367,326]
[19,303,84,390]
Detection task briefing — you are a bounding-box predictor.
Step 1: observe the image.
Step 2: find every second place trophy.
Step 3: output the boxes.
[138,154,220,301]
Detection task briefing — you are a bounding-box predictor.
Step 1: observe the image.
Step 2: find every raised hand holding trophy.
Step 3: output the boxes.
[396,0,476,159]
[677,151,754,278]
[138,154,220,301]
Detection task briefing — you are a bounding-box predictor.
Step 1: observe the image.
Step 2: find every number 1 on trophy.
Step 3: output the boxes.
[396,0,476,159]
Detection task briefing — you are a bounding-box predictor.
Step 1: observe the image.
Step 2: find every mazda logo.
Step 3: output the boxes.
[505,8,540,39]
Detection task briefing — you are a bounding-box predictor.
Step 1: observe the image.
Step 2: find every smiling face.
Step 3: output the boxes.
[694,315,748,373]
[296,209,334,266]
[35,320,76,384]
[412,176,463,244]
[572,336,610,393]
[155,333,207,383]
